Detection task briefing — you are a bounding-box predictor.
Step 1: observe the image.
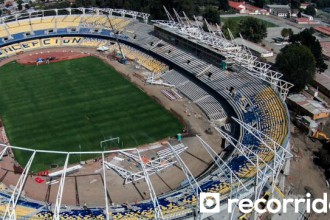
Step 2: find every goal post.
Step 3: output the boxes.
[100,137,120,151]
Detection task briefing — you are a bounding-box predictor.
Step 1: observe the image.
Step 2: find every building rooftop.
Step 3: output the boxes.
[228,1,263,12]
[288,93,330,115]
[228,1,243,11]
[273,8,291,14]
[320,41,330,58]
[234,38,273,56]
[315,26,330,36]
[266,4,290,9]
[295,17,311,23]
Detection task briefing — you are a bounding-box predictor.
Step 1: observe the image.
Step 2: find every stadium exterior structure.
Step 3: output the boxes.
[0,8,293,220]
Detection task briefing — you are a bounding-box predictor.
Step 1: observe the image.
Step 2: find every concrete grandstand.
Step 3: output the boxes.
[0,7,293,220]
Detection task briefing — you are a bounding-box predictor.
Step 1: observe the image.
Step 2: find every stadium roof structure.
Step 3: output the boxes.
[152,7,293,100]
[0,7,150,24]
[0,7,294,220]
[234,37,273,57]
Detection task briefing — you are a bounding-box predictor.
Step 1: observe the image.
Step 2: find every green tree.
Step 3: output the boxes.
[17,0,23,10]
[255,0,266,8]
[289,28,328,73]
[281,28,289,39]
[222,18,239,39]
[238,17,267,43]
[304,5,316,16]
[203,6,220,24]
[276,44,316,93]
[291,0,301,9]
[288,28,294,37]
[218,0,229,11]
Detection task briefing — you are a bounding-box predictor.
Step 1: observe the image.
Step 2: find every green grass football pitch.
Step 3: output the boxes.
[0,57,183,171]
[221,16,278,28]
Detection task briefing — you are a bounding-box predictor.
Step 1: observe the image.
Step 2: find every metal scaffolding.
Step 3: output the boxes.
[231,117,293,193]
[136,149,163,219]
[102,153,110,220]
[105,143,187,184]
[3,151,36,220]
[53,153,70,220]
[0,8,150,27]
[0,124,291,220]
[196,135,248,196]
[152,7,294,100]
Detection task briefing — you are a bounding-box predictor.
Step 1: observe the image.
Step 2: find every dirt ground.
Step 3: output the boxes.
[16,51,88,65]
[286,122,330,220]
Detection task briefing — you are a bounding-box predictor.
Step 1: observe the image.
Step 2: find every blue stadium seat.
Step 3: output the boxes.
[57,28,68,34]
[79,28,91,34]
[34,30,46,36]
[12,33,25,40]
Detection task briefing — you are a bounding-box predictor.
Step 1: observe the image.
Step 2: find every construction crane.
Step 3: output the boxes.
[106,14,127,64]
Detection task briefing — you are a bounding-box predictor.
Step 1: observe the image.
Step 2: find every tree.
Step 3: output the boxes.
[289,28,328,73]
[238,17,267,43]
[17,0,23,10]
[222,18,239,39]
[291,0,301,9]
[288,28,294,37]
[281,28,289,39]
[203,6,220,24]
[304,5,316,17]
[275,44,316,93]
[218,0,229,11]
[297,10,302,18]
[255,0,267,8]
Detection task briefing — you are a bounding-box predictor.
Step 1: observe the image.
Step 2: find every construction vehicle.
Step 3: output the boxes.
[294,115,330,142]
[311,130,330,142]
[107,14,127,64]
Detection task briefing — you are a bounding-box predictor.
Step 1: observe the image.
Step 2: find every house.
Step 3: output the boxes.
[228,1,268,15]
[294,13,319,24]
[300,3,310,10]
[295,17,311,24]
[314,26,330,36]
[320,41,330,59]
[291,9,299,17]
[265,4,291,17]
[300,3,317,11]
[287,93,330,120]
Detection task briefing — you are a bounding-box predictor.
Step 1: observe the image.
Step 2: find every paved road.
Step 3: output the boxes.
[221,13,301,30]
